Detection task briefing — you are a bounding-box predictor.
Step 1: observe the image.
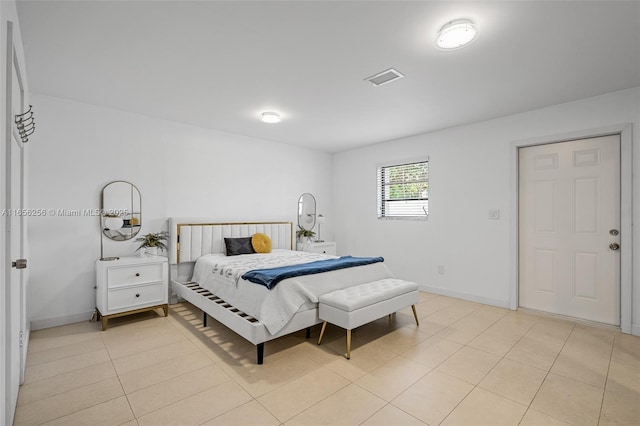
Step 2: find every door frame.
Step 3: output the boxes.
[10,39,28,384]
[509,124,633,334]
[3,18,29,424]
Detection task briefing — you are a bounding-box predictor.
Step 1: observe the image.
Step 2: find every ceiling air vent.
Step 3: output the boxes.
[365,68,404,87]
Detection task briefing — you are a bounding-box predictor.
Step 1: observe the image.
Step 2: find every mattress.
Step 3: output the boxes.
[191,249,394,334]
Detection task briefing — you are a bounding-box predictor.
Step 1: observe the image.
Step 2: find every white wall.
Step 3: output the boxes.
[333,87,640,333]
[28,94,333,329]
[27,88,640,332]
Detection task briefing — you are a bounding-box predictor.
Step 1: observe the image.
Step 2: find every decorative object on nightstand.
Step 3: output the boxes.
[296,226,315,244]
[316,214,326,242]
[135,231,168,257]
[95,255,169,330]
[103,214,124,231]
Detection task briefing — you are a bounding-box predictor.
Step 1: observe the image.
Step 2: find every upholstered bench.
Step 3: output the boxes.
[317,278,420,359]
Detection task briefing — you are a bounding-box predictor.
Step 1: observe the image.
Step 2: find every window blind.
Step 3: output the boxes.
[377,160,429,219]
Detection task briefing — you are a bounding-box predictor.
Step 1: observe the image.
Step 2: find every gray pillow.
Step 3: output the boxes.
[224,237,256,256]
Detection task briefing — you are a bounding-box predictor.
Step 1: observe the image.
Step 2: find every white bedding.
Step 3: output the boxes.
[191,249,394,334]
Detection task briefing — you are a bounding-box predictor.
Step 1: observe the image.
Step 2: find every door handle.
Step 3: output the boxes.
[11,258,27,269]
[609,243,620,251]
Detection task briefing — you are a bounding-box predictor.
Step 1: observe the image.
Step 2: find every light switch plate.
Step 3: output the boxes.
[488,209,500,219]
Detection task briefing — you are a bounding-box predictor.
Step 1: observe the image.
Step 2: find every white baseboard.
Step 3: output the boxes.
[419,284,511,309]
[30,310,95,331]
[423,283,638,336]
[20,326,30,384]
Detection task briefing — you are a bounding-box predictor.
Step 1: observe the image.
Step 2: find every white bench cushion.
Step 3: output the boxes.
[319,278,418,312]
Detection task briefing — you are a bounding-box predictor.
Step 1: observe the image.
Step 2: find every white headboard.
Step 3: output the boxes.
[168,218,293,264]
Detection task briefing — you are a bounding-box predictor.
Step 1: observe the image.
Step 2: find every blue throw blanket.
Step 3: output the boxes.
[241,255,384,289]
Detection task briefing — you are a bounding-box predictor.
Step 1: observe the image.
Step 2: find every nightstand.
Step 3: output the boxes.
[298,241,337,256]
[95,255,169,330]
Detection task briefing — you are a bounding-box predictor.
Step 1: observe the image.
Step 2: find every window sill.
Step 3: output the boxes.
[377,216,428,221]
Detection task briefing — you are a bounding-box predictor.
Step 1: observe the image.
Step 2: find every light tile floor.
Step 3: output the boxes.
[14,292,640,425]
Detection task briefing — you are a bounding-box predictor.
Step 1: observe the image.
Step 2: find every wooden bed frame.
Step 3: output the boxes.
[168,219,321,364]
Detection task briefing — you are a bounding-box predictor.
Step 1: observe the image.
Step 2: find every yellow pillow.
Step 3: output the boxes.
[251,233,272,253]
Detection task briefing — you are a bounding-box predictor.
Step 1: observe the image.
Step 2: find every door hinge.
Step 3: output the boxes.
[19,331,25,347]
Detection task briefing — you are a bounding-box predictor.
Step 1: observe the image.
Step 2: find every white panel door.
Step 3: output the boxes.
[519,135,620,325]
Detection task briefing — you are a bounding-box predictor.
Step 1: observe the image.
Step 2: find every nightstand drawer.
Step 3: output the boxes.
[108,263,164,288]
[108,282,165,312]
[305,242,337,256]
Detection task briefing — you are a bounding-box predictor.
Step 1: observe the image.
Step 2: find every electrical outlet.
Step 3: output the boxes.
[437,265,445,275]
[488,209,500,219]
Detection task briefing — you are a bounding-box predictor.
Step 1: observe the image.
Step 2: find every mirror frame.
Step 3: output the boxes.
[297,192,317,230]
[100,180,142,241]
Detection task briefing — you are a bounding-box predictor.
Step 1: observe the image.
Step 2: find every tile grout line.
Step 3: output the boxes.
[470,315,539,410]
[322,301,470,424]
[438,312,582,425]
[350,344,437,425]
[597,334,616,426]
[20,346,110,386]
[516,322,576,425]
[24,378,125,426]
[412,309,530,426]
[16,327,119,425]
[101,327,138,425]
[435,326,531,425]
[269,363,354,424]
[122,365,227,422]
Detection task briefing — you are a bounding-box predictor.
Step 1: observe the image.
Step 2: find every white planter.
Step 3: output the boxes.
[145,247,158,256]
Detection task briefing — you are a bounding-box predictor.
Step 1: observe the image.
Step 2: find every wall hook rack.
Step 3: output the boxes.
[14,105,35,143]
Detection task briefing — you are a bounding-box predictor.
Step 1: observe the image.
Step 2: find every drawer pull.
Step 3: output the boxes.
[135,293,140,298]
[135,273,140,277]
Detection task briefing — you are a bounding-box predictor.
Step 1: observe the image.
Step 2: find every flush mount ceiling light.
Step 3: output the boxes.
[436,19,477,50]
[260,111,281,124]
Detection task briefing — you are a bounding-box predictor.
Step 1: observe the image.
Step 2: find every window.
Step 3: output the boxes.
[377,159,429,220]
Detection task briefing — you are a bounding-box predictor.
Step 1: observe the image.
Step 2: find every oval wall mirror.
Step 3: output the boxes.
[101,181,141,241]
[297,192,316,230]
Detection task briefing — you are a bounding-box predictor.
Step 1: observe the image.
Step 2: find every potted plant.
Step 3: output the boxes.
[135,231,168,256]
[296,226,316,243]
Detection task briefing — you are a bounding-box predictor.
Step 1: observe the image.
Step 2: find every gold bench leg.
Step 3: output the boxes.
[346,329,352,359]
[101,316,108,331]
[163,304,169,317]
[412,304,419,326]
[317,321,327,345]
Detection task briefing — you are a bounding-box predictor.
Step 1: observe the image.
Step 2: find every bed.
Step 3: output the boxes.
[168,219,394,364]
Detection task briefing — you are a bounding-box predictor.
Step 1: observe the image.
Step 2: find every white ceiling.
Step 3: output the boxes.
[16,1,640,153]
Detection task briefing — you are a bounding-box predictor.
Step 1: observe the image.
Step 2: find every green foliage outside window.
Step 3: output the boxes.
[384,162,428,200]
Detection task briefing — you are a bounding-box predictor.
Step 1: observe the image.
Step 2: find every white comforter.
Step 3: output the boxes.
[191,249,394,334]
